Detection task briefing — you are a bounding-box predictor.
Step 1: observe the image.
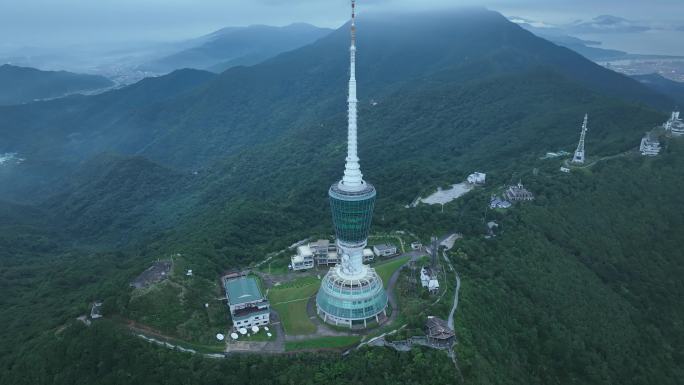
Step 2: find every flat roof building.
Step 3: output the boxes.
[467,172,486,185]
[310,239,340,266]
[224,276,270,330]
[373,244,398,257]
[290,245,315,271]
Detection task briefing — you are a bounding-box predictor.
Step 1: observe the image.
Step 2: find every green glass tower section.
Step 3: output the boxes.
[328,182,376,247]
[315,0,388,328]
[316,268,388,324]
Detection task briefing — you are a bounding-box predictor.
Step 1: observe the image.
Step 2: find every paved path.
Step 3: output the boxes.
[436,234,462,330]
[443,252,461,330]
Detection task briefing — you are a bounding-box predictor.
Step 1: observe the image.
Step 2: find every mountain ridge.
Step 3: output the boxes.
[0,64,114,105]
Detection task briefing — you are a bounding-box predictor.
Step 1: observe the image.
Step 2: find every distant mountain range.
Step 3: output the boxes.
[0,64,114,105]
[510,16,684,61]
[141,23,332,73]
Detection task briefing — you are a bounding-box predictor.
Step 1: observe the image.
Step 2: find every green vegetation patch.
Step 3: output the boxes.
[268,276,320,335]
[374,256,411,286]
[284,335,361,352]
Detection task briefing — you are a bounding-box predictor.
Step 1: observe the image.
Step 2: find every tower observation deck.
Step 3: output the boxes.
[315,0,388,328]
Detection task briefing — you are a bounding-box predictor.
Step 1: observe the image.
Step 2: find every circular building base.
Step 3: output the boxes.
[316,265,388,329]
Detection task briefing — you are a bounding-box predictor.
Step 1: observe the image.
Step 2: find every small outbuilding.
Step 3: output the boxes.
[467,172,486,185]
[373,244,398,257]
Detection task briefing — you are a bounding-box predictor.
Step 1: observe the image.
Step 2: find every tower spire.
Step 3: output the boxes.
[341,0,363,191]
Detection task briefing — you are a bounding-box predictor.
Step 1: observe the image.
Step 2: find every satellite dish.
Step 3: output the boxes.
[216,333,225,341]
[251,325,259,333]
[267,333,272,337]
[239,328,247,335]
[230,333,239,340]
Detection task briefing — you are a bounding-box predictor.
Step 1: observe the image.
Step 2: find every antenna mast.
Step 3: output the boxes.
[572,114,588,164]
[341,0,363,190]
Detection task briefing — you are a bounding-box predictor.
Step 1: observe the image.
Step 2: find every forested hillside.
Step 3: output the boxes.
[454,142,684,384]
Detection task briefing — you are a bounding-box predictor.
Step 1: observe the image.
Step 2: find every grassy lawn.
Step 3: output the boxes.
[268,276,320,335]
[374,256,411,286]
[284,335,361,352]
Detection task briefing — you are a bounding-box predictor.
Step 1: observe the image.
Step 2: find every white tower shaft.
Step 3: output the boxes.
[341,0,364,191]
[572,114,588,164]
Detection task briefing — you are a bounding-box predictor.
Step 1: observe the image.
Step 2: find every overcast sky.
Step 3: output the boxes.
[1,0,683,48]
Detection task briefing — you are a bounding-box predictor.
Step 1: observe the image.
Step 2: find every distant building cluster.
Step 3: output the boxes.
[640,133,662,156]
[224,274,270,330]
[664,111,684,137]
[290,239,396,271]
[504,181,535,202]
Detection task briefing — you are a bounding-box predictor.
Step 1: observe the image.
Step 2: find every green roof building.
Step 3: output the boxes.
[224,275,270,330]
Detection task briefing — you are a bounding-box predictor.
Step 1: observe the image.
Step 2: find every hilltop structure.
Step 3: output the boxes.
[315,0,388,329]
[664,111,684,136]
[640,133,661,156]
[467,172,486,185]
[504,181,535,202]
[572,114,588,164]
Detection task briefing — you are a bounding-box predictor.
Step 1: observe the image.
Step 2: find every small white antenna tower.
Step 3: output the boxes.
[572,114,588,164]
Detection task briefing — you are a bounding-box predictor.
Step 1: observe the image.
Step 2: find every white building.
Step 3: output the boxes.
[373,244,398,257]
[664,111,684,136]
[640,133,661,156]
[560,167,571,173]
[420,267,440,294]
[467,172,486,185]
[309,239,339,266]
[224,276,270,330]
[290,245,315,271]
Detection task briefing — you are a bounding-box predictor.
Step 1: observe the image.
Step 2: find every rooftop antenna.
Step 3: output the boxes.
[572,114,588,164]
[341,0,363,190]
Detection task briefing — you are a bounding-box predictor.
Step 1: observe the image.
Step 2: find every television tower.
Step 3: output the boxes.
[572,114,588,164]
[316,0,388,329]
